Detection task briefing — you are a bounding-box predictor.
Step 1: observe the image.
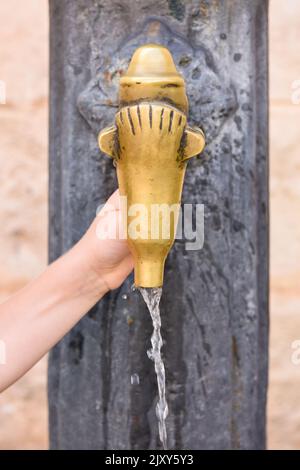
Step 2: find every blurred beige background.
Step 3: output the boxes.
[0,0,299,450]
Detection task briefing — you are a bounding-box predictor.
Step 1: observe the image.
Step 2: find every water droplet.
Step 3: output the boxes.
[147,349,154,361]
[96,203,105,215]
[95,400,101,411]
[131,373,140,385]
[127,316,134,326]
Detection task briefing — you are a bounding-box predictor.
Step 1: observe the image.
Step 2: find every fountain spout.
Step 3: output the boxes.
[98,44,205,287]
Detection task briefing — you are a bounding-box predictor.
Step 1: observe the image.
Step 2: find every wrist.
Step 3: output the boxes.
[54,243,110,306]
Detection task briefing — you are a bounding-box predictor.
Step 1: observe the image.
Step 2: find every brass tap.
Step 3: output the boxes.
[98,44,205,287]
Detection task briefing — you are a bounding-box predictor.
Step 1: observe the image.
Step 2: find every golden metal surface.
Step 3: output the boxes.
[98,44,205,287]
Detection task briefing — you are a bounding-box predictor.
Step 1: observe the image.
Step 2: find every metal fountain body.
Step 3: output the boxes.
[98,44,205,287]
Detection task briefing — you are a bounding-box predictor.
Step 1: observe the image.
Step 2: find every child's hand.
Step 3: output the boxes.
[77,190,134,292]
[0,190,134,392]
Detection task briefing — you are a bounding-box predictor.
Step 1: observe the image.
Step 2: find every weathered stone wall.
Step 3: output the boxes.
[48,0,268,450]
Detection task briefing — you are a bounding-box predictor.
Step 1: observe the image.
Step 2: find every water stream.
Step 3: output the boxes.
[139,287,168,450]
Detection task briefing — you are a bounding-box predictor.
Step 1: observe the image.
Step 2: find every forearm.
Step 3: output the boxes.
[0,243,108,392]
